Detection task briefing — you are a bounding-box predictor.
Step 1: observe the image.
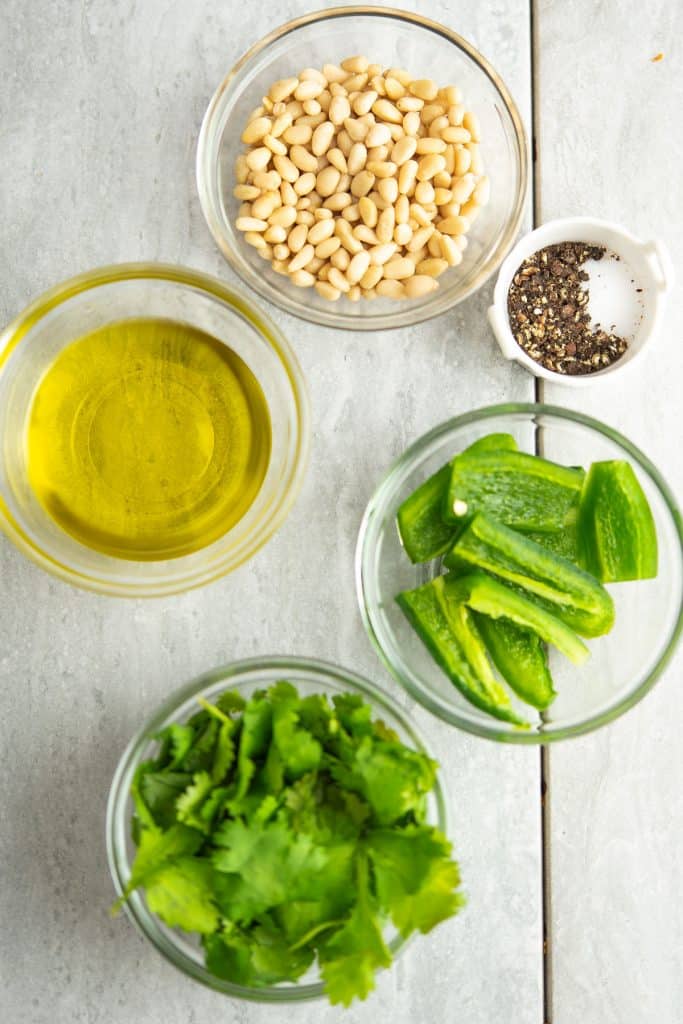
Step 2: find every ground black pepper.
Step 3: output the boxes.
[507,242,628,375]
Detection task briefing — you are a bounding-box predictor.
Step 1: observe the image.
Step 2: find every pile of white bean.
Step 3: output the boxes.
[233,56,489,302]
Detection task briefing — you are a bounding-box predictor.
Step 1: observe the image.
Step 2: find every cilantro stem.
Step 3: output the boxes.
[196,696,233,724]
[288,919,346,951]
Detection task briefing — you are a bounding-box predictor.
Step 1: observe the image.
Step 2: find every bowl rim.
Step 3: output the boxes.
[196,4,529,331]
[0,262,311,597]
[355,401,683,744]
[105,654,449,1002]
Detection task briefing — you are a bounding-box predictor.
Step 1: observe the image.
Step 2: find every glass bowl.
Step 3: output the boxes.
[356,404,683,743]
[106,655,449,1003]
[0,264,309,596]
[196,5,528,331]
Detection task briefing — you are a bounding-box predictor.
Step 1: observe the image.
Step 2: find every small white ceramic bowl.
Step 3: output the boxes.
[488,217,673,386]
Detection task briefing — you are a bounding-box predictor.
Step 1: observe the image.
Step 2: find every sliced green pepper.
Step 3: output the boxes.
[396,576,527,726]
[463,433,520,456]
[577,460,658,582]
[474,615,556,711]
[443,450,585,531]
[522,525,579,564]
[396,463,456,564]
[443,513,614,637]
[443,571,589,665]
[396,434,518,564]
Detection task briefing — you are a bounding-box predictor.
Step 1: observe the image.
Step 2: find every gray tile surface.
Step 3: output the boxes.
[0,2,543,1023]
[536,2,683,1021]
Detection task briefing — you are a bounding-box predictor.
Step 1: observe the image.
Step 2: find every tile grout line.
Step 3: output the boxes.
[529,1,553,1022]
[540,745,552,1024]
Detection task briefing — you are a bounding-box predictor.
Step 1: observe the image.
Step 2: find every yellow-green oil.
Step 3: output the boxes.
[26,318,271,559]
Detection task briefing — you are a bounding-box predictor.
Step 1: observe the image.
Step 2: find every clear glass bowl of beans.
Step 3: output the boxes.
[197,6,528,331]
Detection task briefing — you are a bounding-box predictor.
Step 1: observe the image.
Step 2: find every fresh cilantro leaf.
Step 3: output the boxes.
[246,922,313,981]
[267,680,299,703]
[332,693,373,738]
[337,789,371,828]
[293,840,356,913]
[176,771,215,834]
[212,721,236,784]
[261,742,284,794]
[297,694,335,742]
[319,855,391,1007]
[139,770,192,829]
[329,736,437,825]
[212,811,354,928]
[153,723,195,770]
[284,775,365,843]
[271,685,322,779]
[367,825,465,936]
[128,823,203,888]
[198,786,229,826]
[234,693,272,798]
[203,929,252,984]
[204,924,313,986]
[223,787,272,822]
[215,690,246,716]
[282,773,320,832]
[130,761,159,831]
[145,856,219,934]
[252,794,279,825]
[182,718,219,774]
[212,817,323,922]
[212,816,291,879]
[112,822,204,913]
[372,718,400,743]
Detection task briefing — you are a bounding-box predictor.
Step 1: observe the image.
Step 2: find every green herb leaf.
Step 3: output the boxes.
[319,856,391,1006]
[182,718,219,774]
[112,822,203,913]
[212,721,236,784]
[234,693,272,799]
[332,693,373,738]
[128,823,203,889]
[366,825,465,936]
[215,690,246,716]
[297,694,335,742]
[261,743,285,795]
[329,735,437,825]
[130,761,160,831]
[175,771,215,834]
[270,683,322,779]
[139,770,192,829]
[153,723,195,769]
[204,924,313,986]
[145,857,219,934]
[212,817,325,922]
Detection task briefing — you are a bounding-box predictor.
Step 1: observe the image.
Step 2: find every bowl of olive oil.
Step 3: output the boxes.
[0,264,309,595]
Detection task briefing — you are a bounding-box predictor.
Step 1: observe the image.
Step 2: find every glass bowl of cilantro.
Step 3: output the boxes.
[106,656,462,1006]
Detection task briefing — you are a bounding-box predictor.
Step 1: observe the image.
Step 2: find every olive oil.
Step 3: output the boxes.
[26,318,271,559]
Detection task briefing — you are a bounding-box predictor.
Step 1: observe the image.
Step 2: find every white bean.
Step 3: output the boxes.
[288,244,315,272]
[311,121,335,156]
[236,216,268,232]
[404,275,438,298]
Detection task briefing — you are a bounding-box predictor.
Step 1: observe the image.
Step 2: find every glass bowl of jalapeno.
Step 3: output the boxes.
[356,403,683,742]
